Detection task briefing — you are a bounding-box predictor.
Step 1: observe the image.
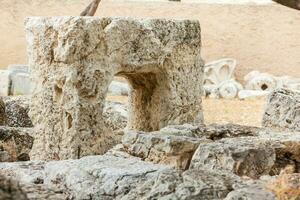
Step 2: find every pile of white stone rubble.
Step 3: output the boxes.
[0,16,300,200]
[203,58,300,99]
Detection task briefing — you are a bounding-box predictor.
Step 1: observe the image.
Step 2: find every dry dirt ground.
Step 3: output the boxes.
[0,0,298,126]
[107,95,267,127]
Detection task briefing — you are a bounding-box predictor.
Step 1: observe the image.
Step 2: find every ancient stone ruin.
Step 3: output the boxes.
[0,16,300,200]
[26,17,204,160]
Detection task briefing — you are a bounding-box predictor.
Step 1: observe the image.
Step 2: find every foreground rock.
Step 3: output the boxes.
[121,130,209,169]
[122,168,242,200]
[26,16,204,160]
[0,173,28,200]
[190,137,276,179]
[0,155,169,199]
[262,88,300,131]
[2,96,33,127]
[0,126,33,162]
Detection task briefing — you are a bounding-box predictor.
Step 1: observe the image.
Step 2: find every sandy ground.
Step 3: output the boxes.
[107,95,266,127]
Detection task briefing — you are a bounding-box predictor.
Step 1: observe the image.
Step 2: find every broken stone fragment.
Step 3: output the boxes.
[121,130,209,169]
[245,71,277,91]
[259,131,300,175]
[204,58,236,85]
[238,89,270,99]
[26,16,204,160]
[262,88,300,132]
[190,137,276,179]
[225,182,277,200]
[0,70,10,96]
[0,155,169,200]
[2,96,33,128]
[0,126,34,162]
[108,81,129,96]
[158,123,260,140]
[0,98,5,126]
[122,168,242,200]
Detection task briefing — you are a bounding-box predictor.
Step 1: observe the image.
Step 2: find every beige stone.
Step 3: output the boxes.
[25,17,204,160]
[262,88,300,131]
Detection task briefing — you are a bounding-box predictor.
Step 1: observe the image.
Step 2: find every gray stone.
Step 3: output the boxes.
[108,81,129,96]
[121,130,209,169]
[0,155,170,200]
[262,88,300,131]
[26,16,204,160]
[103,101,128,131]
[0,70,10,96]
[190,137,276,179]
[0,126,34,161]
[158,123,260,140]
[225,184,277,200]
[259,131,300,175]
[7,64,29,73]
[121,168,242,200]
[0,98,5,126]
[2,96,33,128]
[9,72,32,96]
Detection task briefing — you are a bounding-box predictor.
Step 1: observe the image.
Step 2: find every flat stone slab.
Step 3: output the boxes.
[25,16,204,160]
[0,155,169,200]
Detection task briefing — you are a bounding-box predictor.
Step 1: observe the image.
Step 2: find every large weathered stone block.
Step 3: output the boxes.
[25,17,204,160]
[262,88,300,131]
[190,137,276,179]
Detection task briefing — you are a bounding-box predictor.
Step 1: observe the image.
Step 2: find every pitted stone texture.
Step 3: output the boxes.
[2,96,33,128]
[262,88,300,131]
[0,126,33,162]
[225,183,277,200]
[190,137,276,179]
[0,155,169,200]
[157,123,260,140]
[121,130,209,169]
[0,98,5,126]
[25,16,204,160]
[259,131,300,175]
[121,168,241,200]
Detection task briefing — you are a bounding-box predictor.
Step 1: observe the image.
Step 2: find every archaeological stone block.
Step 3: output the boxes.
[121,130,209,169]
[25,17,204,160]
[190,137,276,179]
[262,88,300,131]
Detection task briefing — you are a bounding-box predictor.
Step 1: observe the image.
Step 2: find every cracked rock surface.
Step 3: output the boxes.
[262,88,300,131]
[25,16,204,160]
[0,126,33,162]
[0,155,169,200]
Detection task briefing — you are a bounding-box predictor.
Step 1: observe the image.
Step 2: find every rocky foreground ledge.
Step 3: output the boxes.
[1,122,300,199]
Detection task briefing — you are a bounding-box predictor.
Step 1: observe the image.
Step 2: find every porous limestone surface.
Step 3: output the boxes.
[190,136,276,179]
[262,88,300,131]
[2,96,33,128]
[0,126,34,162]
[25,16,204,160]
[121,130,209,169]
[0,155,170,200]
